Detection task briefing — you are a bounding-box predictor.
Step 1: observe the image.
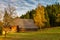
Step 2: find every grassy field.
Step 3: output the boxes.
[0,27,60,40]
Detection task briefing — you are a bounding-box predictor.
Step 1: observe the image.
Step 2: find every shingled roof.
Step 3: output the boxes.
[10,18,38,29]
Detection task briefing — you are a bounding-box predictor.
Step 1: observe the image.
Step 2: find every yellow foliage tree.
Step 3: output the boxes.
[33,4,47,29]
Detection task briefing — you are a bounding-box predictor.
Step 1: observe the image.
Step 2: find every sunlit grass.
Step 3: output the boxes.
[0,27,60,40]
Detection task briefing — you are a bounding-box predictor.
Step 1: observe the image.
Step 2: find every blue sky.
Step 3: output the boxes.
[0,0,58,16]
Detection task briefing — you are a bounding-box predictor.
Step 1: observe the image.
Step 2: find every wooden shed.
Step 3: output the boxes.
[4,18,38,33]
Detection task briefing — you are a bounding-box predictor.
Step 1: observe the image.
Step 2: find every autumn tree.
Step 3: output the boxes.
[33,4,47,29]
[3,4,16,37]
[0,10,4,35]
[20,3,60,28]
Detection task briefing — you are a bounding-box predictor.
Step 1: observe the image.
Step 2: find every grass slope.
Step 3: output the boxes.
[0,27,60,40]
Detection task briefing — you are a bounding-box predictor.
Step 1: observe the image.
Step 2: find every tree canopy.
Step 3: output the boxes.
[20,3,60,28]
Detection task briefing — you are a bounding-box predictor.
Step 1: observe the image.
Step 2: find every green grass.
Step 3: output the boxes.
[0,27,60,40]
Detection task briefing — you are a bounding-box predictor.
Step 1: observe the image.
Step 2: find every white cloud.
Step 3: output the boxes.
[16,10,28,16]
[0,3,6,11]
[57,0,60,2]
[0,0,57,16]
[10,0,19,2]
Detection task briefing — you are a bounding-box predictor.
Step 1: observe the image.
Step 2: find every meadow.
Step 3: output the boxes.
[0,27,60,40]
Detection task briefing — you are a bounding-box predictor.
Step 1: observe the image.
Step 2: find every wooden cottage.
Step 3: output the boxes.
[3,18,38,33]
